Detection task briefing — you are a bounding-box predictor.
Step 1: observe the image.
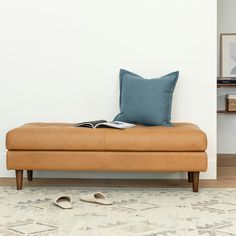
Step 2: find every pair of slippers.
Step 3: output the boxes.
[54,192,112,209]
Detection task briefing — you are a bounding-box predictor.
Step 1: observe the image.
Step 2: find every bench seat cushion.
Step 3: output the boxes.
[6,122,207,152]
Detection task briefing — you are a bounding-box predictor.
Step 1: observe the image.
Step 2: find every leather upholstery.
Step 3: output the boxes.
[6,122,207,151]
[7,151,207,171]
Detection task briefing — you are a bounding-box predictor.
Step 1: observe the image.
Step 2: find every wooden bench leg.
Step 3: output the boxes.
[15,170,23,190]
[192,172,199,192]
[27,170,33,181]
[188,172,193,182]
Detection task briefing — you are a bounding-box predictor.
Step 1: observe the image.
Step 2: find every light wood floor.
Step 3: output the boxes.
[0,154,235,188]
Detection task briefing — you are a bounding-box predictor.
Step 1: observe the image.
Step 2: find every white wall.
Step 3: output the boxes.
[217,0,236,154]
[0,0,217,179]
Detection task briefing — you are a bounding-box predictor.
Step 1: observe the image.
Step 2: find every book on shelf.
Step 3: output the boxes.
[217,78,236,84]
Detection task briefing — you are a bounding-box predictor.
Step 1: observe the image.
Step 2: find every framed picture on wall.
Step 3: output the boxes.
[220,33,236,78]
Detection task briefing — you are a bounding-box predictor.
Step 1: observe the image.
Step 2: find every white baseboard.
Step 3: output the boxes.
[0,153,216,179]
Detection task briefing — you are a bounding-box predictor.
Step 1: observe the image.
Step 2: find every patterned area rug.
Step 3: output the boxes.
[0,187,236,236]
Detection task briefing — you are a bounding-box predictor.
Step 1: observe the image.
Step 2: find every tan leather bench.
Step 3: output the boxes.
[6,122,207,192]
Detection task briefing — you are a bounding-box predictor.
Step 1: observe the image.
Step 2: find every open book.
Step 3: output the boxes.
[75,120,135,129]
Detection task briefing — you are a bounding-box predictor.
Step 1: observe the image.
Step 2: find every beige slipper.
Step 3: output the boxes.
[53,195,72,209]
[80,192,113,205]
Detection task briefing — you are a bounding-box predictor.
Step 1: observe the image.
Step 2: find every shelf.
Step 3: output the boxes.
[217,84,236,88]
[217,110,236,114]
[217,79,236,114]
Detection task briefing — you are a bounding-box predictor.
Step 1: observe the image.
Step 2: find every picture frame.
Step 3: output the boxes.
[220,33,236,78]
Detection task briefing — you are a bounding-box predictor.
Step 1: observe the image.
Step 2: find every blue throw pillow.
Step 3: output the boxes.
[114,69,179,126]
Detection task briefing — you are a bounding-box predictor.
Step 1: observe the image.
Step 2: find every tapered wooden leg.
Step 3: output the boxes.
[192,172,199,192]
[27,170,33,181]
[15,170,23,190]
[188,172,193,183]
